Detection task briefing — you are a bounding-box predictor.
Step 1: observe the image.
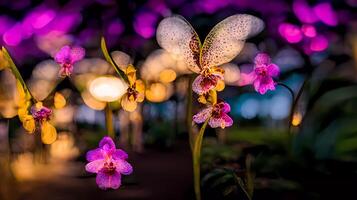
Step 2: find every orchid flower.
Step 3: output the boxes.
[156,14,264,96]
[54,45,85,77]
[101,39,146,112]
[193,101,233,129]
[239,53,280,95]
[120,64,145,112]
[17,82,57,144]
[85,136,133,190]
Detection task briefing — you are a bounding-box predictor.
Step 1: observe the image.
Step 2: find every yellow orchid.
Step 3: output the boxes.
[121,64,145,112]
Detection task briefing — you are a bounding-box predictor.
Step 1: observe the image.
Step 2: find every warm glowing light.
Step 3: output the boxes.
[81,90,106,110]
[292,113,302,126]
[54,92,66,109]
[145,83,172,102]
[89,76,128,102]
[159,69,177,83]
[50,132,79,161]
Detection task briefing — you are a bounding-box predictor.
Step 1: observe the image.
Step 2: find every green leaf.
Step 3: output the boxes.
[2,47,35,103]
[100,37,129,83]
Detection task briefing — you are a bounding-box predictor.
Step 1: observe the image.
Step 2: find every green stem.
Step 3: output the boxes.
[2,47,36,103]
[186,75,194,151]
[105,104,114,138]
[100,37,129,83]
[277,83,295,134]
[193,119,209,200]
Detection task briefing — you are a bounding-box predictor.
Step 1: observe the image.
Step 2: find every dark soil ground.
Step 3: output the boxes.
[17,141,193,200]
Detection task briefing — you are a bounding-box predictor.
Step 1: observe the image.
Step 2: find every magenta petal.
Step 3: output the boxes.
[96,171,121,190]
[114,160,133,175]
[55,45,71,64]
[99,136,116,151]
[222,113,233,127]
[267,64,280,77]
[221,102,231,113]
[112,149,128,160]
[85,159,105,173]
[254,53,271,66]
[238,71,256,86]
[70,46,85,63]
[208,117,225,128]
[192,75,206,95]
[193,107,213,124]
[254,77,275,94]
[86,148,104,162]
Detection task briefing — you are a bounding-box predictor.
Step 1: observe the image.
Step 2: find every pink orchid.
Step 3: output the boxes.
[193,101,233,129]
[85,136,133,190]
[54,45,85,77]
[239,53,280,95]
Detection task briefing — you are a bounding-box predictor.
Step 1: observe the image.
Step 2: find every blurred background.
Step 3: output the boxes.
[0,0,357,199]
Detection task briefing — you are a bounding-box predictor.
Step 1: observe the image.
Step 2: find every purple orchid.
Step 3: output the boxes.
[252,53,280,94]
[31,103,52,122]
[193,101,233,129]
[54,45,85,77]
[85,136,133,190]
[239,53,280,95]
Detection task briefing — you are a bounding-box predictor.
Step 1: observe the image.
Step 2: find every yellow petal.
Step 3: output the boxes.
[34,102,43,110]
[22,115,35,134]
[126,64,137,85]
[41,121,57,144]
[215,79,225,91]
[198,95,207,104]
[54,92,66,109]
[135,79,145,93]
[18,107,28,122]
[121,94,138,112]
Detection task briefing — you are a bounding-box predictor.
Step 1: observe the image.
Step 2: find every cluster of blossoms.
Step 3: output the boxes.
[85,137,133,190]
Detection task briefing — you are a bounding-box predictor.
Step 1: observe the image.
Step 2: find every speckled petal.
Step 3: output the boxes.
[201,14,264,68]
[96,171,121,190]
[208,113,233,129]
[192,74,217,95]
[193,106,213,124]
[254,76,275,94]
[156,15,201,73]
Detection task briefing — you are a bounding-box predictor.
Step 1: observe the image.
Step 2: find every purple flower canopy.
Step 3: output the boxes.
[85,137,133,190]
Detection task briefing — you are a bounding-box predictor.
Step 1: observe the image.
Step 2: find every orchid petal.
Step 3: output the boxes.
[156,15,201,73]
[96,171,121,190]
[193,107,213,124]
[85,159,105,173]
[201,14,264,68]
[54,46,71,64]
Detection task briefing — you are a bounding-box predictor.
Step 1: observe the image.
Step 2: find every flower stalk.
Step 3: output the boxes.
[192,118,209,200]
[105,104,114,138]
